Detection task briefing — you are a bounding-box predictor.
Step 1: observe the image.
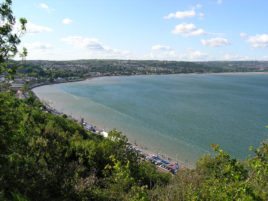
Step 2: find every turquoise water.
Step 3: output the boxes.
[33,73,268,166]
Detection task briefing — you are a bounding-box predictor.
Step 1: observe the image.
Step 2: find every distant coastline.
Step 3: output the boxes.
[30,71,268,90]
[12,59,268,94]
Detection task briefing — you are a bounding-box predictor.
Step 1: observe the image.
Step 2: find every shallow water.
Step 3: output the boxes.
[33,73,268,166]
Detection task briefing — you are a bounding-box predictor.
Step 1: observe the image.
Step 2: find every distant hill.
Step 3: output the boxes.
[17,60,268,78]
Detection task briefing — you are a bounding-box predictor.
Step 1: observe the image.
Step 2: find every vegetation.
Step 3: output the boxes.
[0,92,170,201]
[17,59,268,80]
[0,0,27,77]
[150,143,268,201]
[4,59,266,91]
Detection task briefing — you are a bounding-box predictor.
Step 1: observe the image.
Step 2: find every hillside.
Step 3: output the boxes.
[5,60,267,90]
[20,60,268,78]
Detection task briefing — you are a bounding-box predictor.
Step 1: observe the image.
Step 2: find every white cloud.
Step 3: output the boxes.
[26,42,53,50]
[148,51,178,60]
[164,10,196,19]
[185,49,208,60]
[38,3,55,12]
[262,56,268,60]
[62,18,73,25]
[147,52,177,61]
[240,32,248,38]
[17,42,54,60]
[61,36,105,50]
[61,36,132,59]
[148,45,178,60]
[151,45,173,51]
[247,34,268,48]
[172,23,205,36]
[223,53,249,60]
[199,12,205,18]
[217,0,223,4]
[193,4,202,9]
[39,3,49,10]
[145,48,208,61]
[26,22,53,34]
[201,37,230,47]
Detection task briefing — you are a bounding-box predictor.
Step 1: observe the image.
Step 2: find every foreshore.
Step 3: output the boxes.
[29,76,189,172]
[29,77,87,90]
[38,100,188,172]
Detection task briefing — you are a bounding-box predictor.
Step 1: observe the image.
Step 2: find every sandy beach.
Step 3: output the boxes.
[39,99,190,171]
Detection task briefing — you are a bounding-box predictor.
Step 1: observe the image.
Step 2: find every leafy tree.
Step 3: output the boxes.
[0,0,27,76]
[248,142,268,200]
[0,92,174,200]
[19,47,27,64]
[150,143,268,201]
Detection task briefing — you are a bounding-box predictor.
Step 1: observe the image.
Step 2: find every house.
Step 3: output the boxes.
[16,90,26,99]
[0,76,5,82]
[100,131,109,138]
[10,83,24,91]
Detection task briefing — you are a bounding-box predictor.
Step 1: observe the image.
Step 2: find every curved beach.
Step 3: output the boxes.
[33,73,268,167]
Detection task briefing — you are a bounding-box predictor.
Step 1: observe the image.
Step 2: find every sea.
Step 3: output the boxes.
[33,73,268,167]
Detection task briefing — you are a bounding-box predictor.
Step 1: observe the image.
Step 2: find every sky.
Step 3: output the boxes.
[10,0,268,61]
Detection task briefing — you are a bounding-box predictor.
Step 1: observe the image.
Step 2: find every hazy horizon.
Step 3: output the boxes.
[14,59,268,62]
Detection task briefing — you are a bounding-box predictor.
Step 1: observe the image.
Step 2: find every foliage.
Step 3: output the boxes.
[17,60,268,81]
[0,92,169,201]
[247,142,268,199]
[0,0,27,76]
[150,143,268,201]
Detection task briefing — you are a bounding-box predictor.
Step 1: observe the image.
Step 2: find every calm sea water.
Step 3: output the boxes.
[33,73,268,166]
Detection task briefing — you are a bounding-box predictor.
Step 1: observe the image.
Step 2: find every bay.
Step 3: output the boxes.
[33,73,268,166]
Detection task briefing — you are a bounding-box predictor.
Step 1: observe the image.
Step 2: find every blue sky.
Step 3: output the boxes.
[11,0,268,61]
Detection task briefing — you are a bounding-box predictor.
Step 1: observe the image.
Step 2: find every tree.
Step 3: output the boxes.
[248,142,268,200]
[19,47,27,64]
[0,0,27,75]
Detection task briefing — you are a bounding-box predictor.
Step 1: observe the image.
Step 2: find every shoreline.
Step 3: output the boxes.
[30,71,268,90]
[30,71,268,171]
[29,77,88,90]
[39,100,189,171]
